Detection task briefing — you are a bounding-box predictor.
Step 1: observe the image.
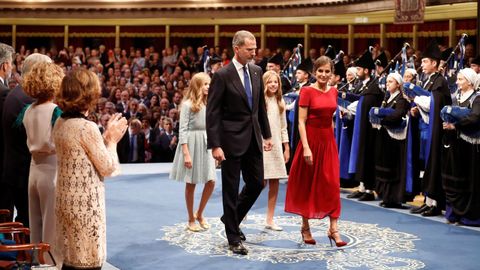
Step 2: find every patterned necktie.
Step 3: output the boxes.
[242,66,253,108]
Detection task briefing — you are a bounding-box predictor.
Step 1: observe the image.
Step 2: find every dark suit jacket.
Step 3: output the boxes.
[117,131,146,163]
[149,128,177,162]
[0,84,10,183]
[1,85,34,188]
[206,62,271,157]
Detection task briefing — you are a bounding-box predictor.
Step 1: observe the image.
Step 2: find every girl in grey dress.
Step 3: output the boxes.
[170,72,216,232]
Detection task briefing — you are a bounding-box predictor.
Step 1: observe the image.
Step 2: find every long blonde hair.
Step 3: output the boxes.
[184,72,210,113]
[263,70,285,113]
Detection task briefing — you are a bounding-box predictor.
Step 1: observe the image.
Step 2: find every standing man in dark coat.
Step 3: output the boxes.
[346,49,385,201]
[117,118,146,163]
[207,30,272,255]
[0,43,15,219]
[409,40,452,216]
[1,53,52,225]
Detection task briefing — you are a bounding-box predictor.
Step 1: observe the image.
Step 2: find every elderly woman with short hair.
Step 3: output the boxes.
[53,68,127,270]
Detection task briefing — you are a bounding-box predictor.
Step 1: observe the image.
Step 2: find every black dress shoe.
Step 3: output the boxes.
[358,192,375,201]
[347,191,365,199]
[239,229,246,241]
[381,202,408,209]
[410,203,429,214]
[229,242,248,255]
[421,206,441,217]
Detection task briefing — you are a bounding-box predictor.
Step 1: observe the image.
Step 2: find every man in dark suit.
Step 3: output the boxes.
[207,30,272,255]
[1,53,51,225]
[0,43,15,220]
[117,118,146,163]
[150,117,177,162]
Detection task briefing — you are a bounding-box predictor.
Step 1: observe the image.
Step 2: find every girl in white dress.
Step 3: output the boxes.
[170,72,216,232]
[22,61,64,266]
[262,71,290,231]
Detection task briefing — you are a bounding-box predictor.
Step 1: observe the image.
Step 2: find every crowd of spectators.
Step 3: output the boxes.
[6,43,260,163]
[6,41,477,163]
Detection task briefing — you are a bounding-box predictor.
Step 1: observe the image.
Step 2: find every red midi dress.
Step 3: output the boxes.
[285,86,341,219]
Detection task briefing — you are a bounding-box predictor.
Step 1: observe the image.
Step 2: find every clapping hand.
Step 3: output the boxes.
[104,113,128,144]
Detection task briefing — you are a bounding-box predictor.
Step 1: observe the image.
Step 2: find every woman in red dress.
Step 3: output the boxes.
[285,56,347,247]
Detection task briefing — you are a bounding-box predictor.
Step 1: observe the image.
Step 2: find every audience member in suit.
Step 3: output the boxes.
[117,118,146,163]
[124,99,142,120]
[0,43,15,219]
[150,117,178,162]
[159,98,170,116]
[118,90,130,114]
[1,53,51,225]
[169,91,183,110]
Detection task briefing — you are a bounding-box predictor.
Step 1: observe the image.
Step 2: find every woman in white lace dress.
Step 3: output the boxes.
[170,72,216,232]
[22,61,64,266]
[53,68,127,270]
[262,71,290,231]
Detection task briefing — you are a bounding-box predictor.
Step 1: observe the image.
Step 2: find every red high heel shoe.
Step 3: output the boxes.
[301,227,316,245]
[327,230,347,247]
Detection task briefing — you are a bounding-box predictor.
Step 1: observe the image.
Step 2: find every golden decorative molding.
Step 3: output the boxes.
[348,24,354,54]
[310,33,349,39]
[266,32,304,38]
[219,32,261,37]
[0,2,476,25]
[115,25,120,48]
[64,25,68,48]
[120,32,166,38]
[69,32,116,38]
[8,30,474,40]
[165,25,170,49]
[304,24,310,59]
[260,24,266,49]
[0,0,368,10]
[385,32,414,38]
[214,25,220,47]
[380,23,386,48]
[170,32,215,38]
[417,31,450,37]
[353,33,380,38]
[455,29,476,36]
[16,32,64,37]
[413,24,418,49]
[449,19,455,47]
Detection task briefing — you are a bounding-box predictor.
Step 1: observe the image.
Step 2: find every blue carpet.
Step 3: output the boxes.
[105,173,480,270]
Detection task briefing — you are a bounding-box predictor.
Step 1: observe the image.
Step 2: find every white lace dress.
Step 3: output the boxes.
[52,117,120,268]
[263,96,289,179]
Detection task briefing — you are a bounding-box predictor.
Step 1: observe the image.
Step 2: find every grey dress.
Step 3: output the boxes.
[170,100,216,183]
